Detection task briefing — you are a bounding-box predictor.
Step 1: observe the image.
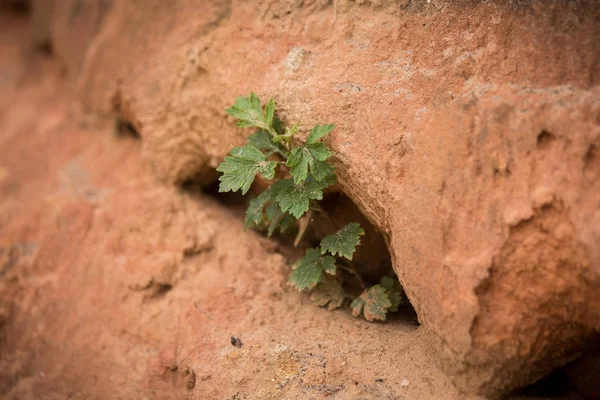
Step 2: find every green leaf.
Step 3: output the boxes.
[287,148,309,182]
[286,124,299,137]
[350,285,392,322]
[288,248,336,291]
[265,99,275,127]
[265,201,294,237]
[266,200,281,221]
[279,214,294,232]
[350,297,365,317]
[380,275,397,291]
[320,222,365,260]
[309,155,335,184]
[272,124,298,144]
[380,275,405,312]
[244,188,274,230]
[266,202,283,236]
[244,184,297,235]
[307,123,335,144]
[216,145,277,195]
[286,143,333,184]
[386,289,403,313]
[225,92,273,131]
[248,130,285,157]
[268,212,295,237]
[310,280,347,310]
[273,177,325,219]
[273,115,284,135]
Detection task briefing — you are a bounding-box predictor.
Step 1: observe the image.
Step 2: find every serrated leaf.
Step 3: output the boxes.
[273,115,284,135]
[307,123,335,144]
[279,214,294,232]
[380,275,405,312]
[266,201,281,221]
[310,280,347,310]
[380,275,396,291]
[272,124,298,144]
[350,297,365,318]
[216,145,277,195]
[286,143,333,184]
[273,177,325,219]
[244,184,296,235]
[225,92,272,131]
[310,157,335,184]
[268,211,295,237]
[265,201,294,237]
[351,285,392,322]
[267,204,283,237]
[244,187,275,230]
[386,289,403,312]
[287,148,309,182]
[248,130,285,157]
[288,248,336,291]
[285,124,299,137]
[244,195,267,230]
[265,99,275,127]
[320,222,365,260]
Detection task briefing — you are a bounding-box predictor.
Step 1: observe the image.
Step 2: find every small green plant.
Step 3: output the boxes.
[217,92,404,321]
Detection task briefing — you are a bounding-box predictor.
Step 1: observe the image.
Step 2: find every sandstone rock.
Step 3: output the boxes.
[24,0,600,397]
[0,57,461,399]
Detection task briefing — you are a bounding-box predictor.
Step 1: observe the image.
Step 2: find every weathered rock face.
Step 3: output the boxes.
[31,0,600,397]
[0,20,460,399]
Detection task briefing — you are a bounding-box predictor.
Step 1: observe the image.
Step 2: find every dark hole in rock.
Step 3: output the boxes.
[536,130,556,150]
[311,192,392,285]
[510,337,600,400]
[584,144,597,165]
[314,192,418,324]
[34,39,53,57]
[194,174,419,324]
[1,0,30,14]
[113,118,140,140]
[511,367,576,399]
[583,143,598,179]
[193,178,247,208]
[152,282,172,298]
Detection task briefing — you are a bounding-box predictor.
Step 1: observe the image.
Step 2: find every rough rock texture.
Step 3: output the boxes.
[3,0,600,398]
[0,13,460,400]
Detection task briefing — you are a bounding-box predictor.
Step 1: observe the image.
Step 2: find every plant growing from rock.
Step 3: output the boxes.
[217,93,405,321]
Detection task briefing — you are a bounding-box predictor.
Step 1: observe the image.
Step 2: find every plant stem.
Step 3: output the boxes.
[311,205,366,289]
[293,210,313,247]
[338,263,366,290]
[310,201,339,235]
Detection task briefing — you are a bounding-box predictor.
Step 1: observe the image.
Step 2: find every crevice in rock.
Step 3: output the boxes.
[181,174,418,324]
[111,90,141,140]
[536,130,556,150]
[196,178,247,208]
[583,143,598,178]
[308,192,393,284]
[129,278,173,300]
[113,118,141,140]
[0,0,30,15]
[510,337,600,400]
[34,39,53,57]
[511,366,576,399]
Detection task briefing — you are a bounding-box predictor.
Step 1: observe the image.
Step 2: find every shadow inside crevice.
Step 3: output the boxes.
[181,173,419,325]
[508,337,600,400]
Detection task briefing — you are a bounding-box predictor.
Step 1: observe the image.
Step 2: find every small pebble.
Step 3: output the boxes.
[230,336,243,348]
[401,379,410,387]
